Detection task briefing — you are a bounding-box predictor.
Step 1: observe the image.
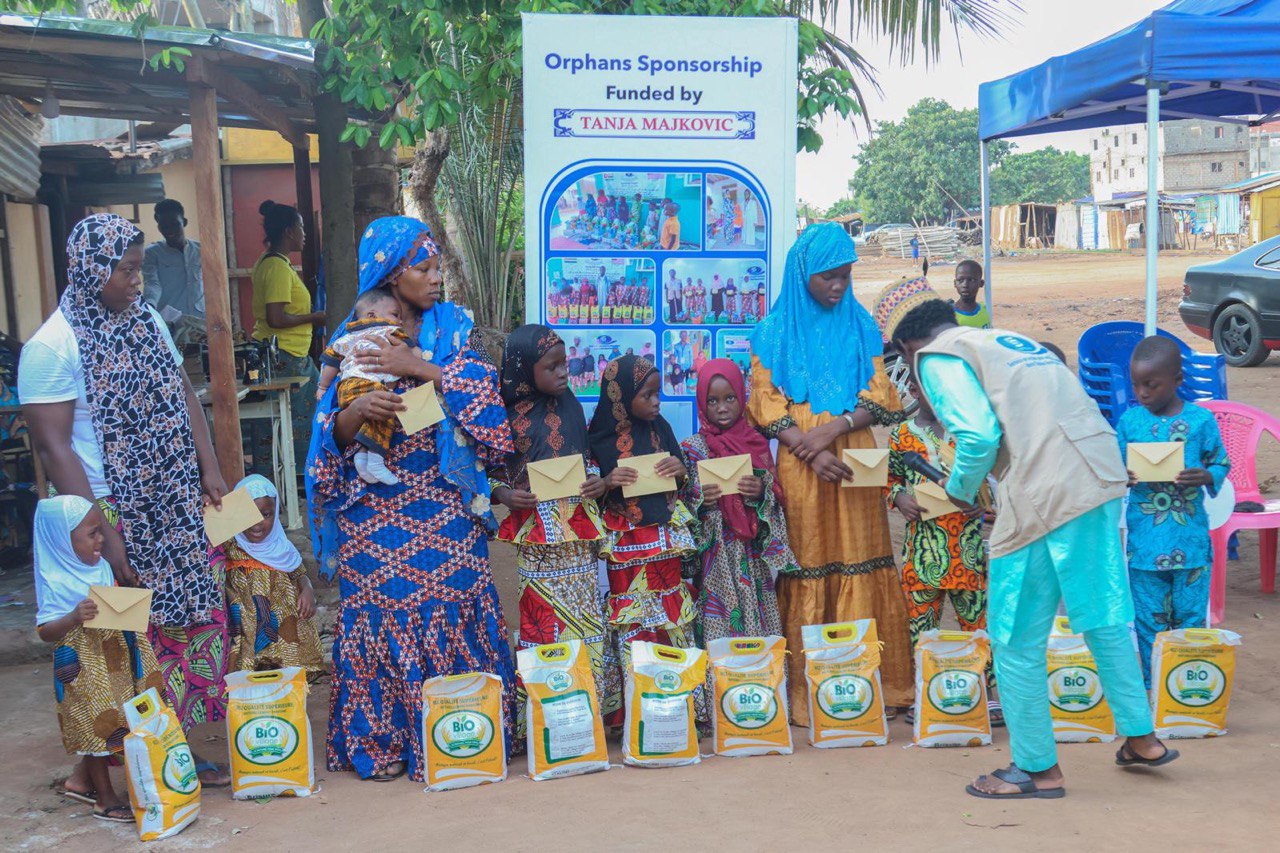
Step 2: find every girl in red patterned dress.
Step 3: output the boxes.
[587,355,698,677]
[490,325,619,723]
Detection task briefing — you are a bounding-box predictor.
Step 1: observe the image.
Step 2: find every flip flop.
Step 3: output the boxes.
[965,764,1066,800]
[989,700,1006,728]
[92,804,134,823]
[195,760,231,788]
[59,784,97,806]
[905,707,916,726]
[367,761,407,782]
[1115,743,1180,767]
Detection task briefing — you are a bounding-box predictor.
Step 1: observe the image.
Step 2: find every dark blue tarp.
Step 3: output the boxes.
[979,0,1280,140]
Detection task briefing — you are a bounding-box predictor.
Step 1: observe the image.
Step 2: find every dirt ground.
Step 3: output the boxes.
[1,250,1277,851]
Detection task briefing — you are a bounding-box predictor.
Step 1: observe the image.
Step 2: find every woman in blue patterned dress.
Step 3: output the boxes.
[307,217,515,783]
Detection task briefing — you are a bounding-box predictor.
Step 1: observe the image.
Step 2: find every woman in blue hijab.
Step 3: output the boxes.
[306,216,515,783]
[747,222,915,725]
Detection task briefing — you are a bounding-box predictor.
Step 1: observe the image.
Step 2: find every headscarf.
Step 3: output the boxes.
[587,355,683,526]
[34,496,114,625]
[306,216,509,579]
[59,213,212,627]
[750,222,882,415]
[500,324,588,490]
[233,475,302,572]
[695,359,782,540]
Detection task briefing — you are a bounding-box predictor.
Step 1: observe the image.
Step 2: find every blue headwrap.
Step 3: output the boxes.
[305,216,500,579]
[749,222,882,415]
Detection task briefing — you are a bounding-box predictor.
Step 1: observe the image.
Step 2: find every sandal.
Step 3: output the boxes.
[59,784,97,806]
[195,760,231,788]
[965,764,1066,800]
[1115,742,1180,768]
[367,761,407,782]
[904,707,916,726]
[989,700,1005,728]
[92,804,134,823]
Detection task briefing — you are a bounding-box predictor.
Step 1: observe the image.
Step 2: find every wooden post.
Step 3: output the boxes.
[189,74,245,488]
[293,143,318,298]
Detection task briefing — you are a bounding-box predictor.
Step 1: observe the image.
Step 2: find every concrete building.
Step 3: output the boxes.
[1088,119,1250,200]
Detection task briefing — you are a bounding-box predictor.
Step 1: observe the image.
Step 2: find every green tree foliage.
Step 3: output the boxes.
[825,197,860,218]
[990,147,1090,205]
[851,98,1010,223]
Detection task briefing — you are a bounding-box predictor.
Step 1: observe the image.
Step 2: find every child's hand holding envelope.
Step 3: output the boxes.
[1128,441,1185,482]
[203,487,263,545]
[397,381,446,435]
[841,448,890,488]
[526,456,587,502]
[697,454,752,497]
[84,585,153,632]
[621,452,679,498]
[913,480,958,521]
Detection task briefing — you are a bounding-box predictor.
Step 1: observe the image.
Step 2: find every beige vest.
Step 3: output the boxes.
[916,326,1126,557]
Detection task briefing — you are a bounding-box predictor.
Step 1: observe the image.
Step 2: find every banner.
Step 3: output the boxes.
[522,13,798,436]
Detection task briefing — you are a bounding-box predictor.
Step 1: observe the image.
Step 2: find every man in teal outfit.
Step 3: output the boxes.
[874,277,1179,800]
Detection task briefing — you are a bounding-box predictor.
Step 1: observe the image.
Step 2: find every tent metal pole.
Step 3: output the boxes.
[1145,85,1159,336]
[980,139,993,320]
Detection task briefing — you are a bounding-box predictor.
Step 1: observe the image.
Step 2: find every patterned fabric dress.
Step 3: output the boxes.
[224,543,326,675]
[54,625,163,755]
[679,432,789,644]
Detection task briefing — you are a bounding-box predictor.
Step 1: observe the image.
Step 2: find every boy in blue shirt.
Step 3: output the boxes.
[1116,337,1230,687]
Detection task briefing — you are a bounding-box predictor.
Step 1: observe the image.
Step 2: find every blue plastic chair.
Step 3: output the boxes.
[1076,321,1227,425]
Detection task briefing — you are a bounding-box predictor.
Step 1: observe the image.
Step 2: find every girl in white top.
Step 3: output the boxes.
[35,495,162,823]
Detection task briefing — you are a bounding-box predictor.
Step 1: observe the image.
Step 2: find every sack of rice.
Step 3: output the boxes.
[422,672,507,791]
[707,636,791,757]
[517,640,609,780]
[1151,628,1242,739]
[122,688,201,841]
[802,620,888,748]
[913,630,991,747]
[1046,632,1116,743]
[623,642,705,767]
[225,667,314,799]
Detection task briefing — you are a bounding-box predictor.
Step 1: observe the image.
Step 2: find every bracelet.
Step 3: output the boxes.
[842,412,856,431]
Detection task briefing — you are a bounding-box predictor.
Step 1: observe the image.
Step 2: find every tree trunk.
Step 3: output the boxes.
[407,131,473,302]
[352,140,400,236]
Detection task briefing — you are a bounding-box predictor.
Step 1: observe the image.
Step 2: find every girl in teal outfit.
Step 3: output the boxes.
[1117,337,1230,687]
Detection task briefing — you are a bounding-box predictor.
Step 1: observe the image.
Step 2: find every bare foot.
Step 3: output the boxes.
[1120,733,1166,760]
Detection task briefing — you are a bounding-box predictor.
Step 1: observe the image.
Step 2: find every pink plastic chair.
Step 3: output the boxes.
[1204,400,1280,624]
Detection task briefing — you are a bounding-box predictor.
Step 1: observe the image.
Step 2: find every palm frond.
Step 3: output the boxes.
[806,1,1021,63]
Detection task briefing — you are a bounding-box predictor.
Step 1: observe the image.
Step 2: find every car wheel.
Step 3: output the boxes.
[1212,304,1269,367]
[883,351,919,417]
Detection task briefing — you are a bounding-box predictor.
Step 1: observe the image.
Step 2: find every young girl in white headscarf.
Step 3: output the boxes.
[35,495,162,823]
[223,475,325,674]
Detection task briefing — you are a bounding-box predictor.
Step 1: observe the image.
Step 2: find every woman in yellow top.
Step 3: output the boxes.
[747,222,914,724]
[250,199,324,472]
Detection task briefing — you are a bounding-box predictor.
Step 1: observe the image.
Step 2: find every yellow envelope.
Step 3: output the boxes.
[203,487,263,546]
[841,448,890,488]
[527,455,587,502]
[621,452,677,498]
[84,585,152,632]
[914,479,957,521]
[1128,441,1185,482]
[397,381,446,435]
[697,454,752,497]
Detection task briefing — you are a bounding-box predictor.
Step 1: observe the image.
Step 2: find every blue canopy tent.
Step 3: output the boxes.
[977,0,1280,333]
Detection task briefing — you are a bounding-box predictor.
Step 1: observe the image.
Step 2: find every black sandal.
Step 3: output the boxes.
[965,764,1066,800]
[92,804,134,823]
[59,783,97,806]
[1115,742,1180,767]
[368,761,407,782]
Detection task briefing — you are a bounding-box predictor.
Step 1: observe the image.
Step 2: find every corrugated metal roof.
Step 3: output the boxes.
[0,95,41,199]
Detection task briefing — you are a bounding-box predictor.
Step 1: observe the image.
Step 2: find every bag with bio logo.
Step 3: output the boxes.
[623,642,705,768]
[1152,628,1242,739]
[707,636,791,757]
[1046,631,1117,743]
[518,640,610,781]
[802,620,888,748]
[913,630,992,748]
[422,672,507,792]
[225,668,314,799]
[122,687,201,841]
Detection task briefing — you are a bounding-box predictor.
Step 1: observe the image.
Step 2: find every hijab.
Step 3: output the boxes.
[500,324,588,490]
[587,355,683,526]
[34,496,113,625]
[695,359,782,539]
[60,213,211,627]
[750,222,882,415]
[233,475,302,572]
[306,216,510,579]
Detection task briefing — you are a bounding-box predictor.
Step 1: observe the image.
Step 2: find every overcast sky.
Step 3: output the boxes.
[795,0,1168,209]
